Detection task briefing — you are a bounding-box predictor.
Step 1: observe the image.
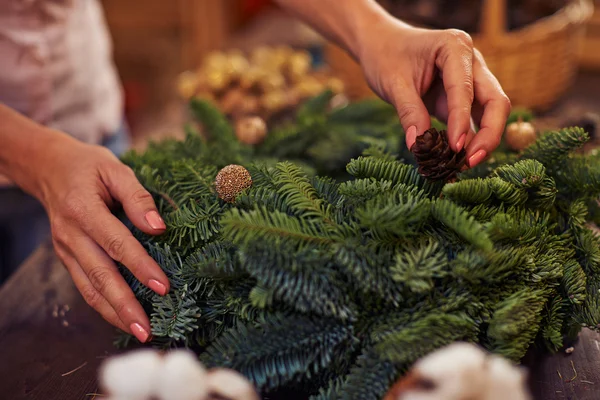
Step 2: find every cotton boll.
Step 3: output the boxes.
[385,342,532,400]
[154,350,209,400]
[207,368,260,400]
[99,349,163,400]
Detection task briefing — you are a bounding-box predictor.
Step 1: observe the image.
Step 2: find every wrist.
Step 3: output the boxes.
[352,5,414,63]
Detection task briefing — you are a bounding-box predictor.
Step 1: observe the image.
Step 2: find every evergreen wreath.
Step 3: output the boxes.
[116,90,600,400]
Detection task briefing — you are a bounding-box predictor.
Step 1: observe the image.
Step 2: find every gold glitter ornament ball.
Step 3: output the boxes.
[235,116,268,145]
[215,165,253,203]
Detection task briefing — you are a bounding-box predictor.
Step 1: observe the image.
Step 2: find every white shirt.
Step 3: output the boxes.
[0,0,123,142]
[0,0,123,186]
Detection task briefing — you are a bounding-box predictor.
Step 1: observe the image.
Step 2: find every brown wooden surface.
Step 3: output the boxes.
[0,242,119,400]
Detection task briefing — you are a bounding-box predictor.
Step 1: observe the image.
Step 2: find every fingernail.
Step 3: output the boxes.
[406,126,417,150]
[130,323,150,343]
[145,210,166,230]
[456,133,467,151]
[148,279,168,296]
[468,150,487,168]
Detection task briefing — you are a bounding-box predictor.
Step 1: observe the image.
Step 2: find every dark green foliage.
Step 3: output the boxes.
[119,95,600,399]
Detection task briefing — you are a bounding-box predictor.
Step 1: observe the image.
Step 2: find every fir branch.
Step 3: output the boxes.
[375,312,478,365]
[562,259,588,305]
[521,127,589,166]
[221,207,333,249]
[274,162,333,223]
[431,199,494,251]
[325,347,399,400]
[391,239,448,293]
[443,178,493,204]
[488,288,549,361]
[574,226,600,275]
[201,315,358,392]
[328,97,397,125]
[240,242,356,321]
[150,285,201,343]
[163,198,224,250]
[541,295,566,352]
[488,177,529,205]
[493,159,546,189]
[451,247,523,285]
[346,157,441,196]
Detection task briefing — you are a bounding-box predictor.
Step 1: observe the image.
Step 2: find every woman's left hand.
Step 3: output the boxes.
[356,20,511,167]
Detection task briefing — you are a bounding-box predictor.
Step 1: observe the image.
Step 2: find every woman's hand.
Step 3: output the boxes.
[356,22,511,167]
[33,133,169,343]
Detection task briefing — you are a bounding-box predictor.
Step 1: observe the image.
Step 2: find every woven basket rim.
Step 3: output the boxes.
[495,0,594,41]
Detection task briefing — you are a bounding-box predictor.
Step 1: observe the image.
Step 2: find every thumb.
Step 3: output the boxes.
[102,163,167,235]
[391,88,431,151]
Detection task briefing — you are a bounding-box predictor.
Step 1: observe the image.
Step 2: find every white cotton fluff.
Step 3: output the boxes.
[99,349,163,400]
[154,350,209,400]
[207,368,260,400]
[395,342,532,400]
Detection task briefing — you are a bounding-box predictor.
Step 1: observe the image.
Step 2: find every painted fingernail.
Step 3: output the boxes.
[406,126,417,150]
[456,133,467,151]
[468,150,487,168]
[148,279,168,296]
[130,323,150,343]
[145,210,166,230]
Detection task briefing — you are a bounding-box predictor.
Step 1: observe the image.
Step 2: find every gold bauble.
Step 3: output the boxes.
[215,165,253,203]
[294,77,325,98]
[225,51,250,80]
[219,89,246,115]
[205,69,230,92]
[261,90,289,113]
[235,116,268,145]
[258,73,286,93]
[286,51,312,82]
[505,120,537,151]
[240,67,269,91]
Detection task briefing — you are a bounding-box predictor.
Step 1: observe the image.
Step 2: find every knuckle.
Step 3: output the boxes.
[62,196,87,221]
[396,102,420,123]
[105,235,126,261]
[51,218,69,245]
[445,29,473,48]
[130,188,153,206]
[112,300,127,316]
[501,94,512,112]
[88,266,113,294]
[81,284,103,309]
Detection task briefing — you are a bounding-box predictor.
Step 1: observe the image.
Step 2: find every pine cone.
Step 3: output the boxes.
[411,128,467,181]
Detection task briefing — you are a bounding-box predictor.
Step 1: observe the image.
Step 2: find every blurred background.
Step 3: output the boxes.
[99,0,600,148]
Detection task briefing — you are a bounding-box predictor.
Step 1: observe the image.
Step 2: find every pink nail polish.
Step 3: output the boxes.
[130,323,150,343]
[468,150,487,168]
[145,211,166,230]
[456,134,467,151]
[406,126,417,150]
[148,279,168,296]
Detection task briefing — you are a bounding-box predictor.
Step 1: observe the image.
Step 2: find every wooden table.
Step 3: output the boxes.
[1,242,600,400]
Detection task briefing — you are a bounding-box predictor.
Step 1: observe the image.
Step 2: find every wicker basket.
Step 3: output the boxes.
[325,0,594,111]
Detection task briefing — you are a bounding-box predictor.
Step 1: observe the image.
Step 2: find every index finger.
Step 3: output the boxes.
[80,203,171,297]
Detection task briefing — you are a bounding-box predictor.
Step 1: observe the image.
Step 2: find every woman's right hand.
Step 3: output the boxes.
[32,132,169,343]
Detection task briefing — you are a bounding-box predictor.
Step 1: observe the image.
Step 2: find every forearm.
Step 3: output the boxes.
[274,0,406,60]
[0,104,71,198]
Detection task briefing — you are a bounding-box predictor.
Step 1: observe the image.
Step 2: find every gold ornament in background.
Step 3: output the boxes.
[177,45,348,130]
[505,119,538,151]
[235,116,268,145]
[294,76,325,99]
[261,90,289,115]
[258,72,286,93]
[215,165,253,203]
